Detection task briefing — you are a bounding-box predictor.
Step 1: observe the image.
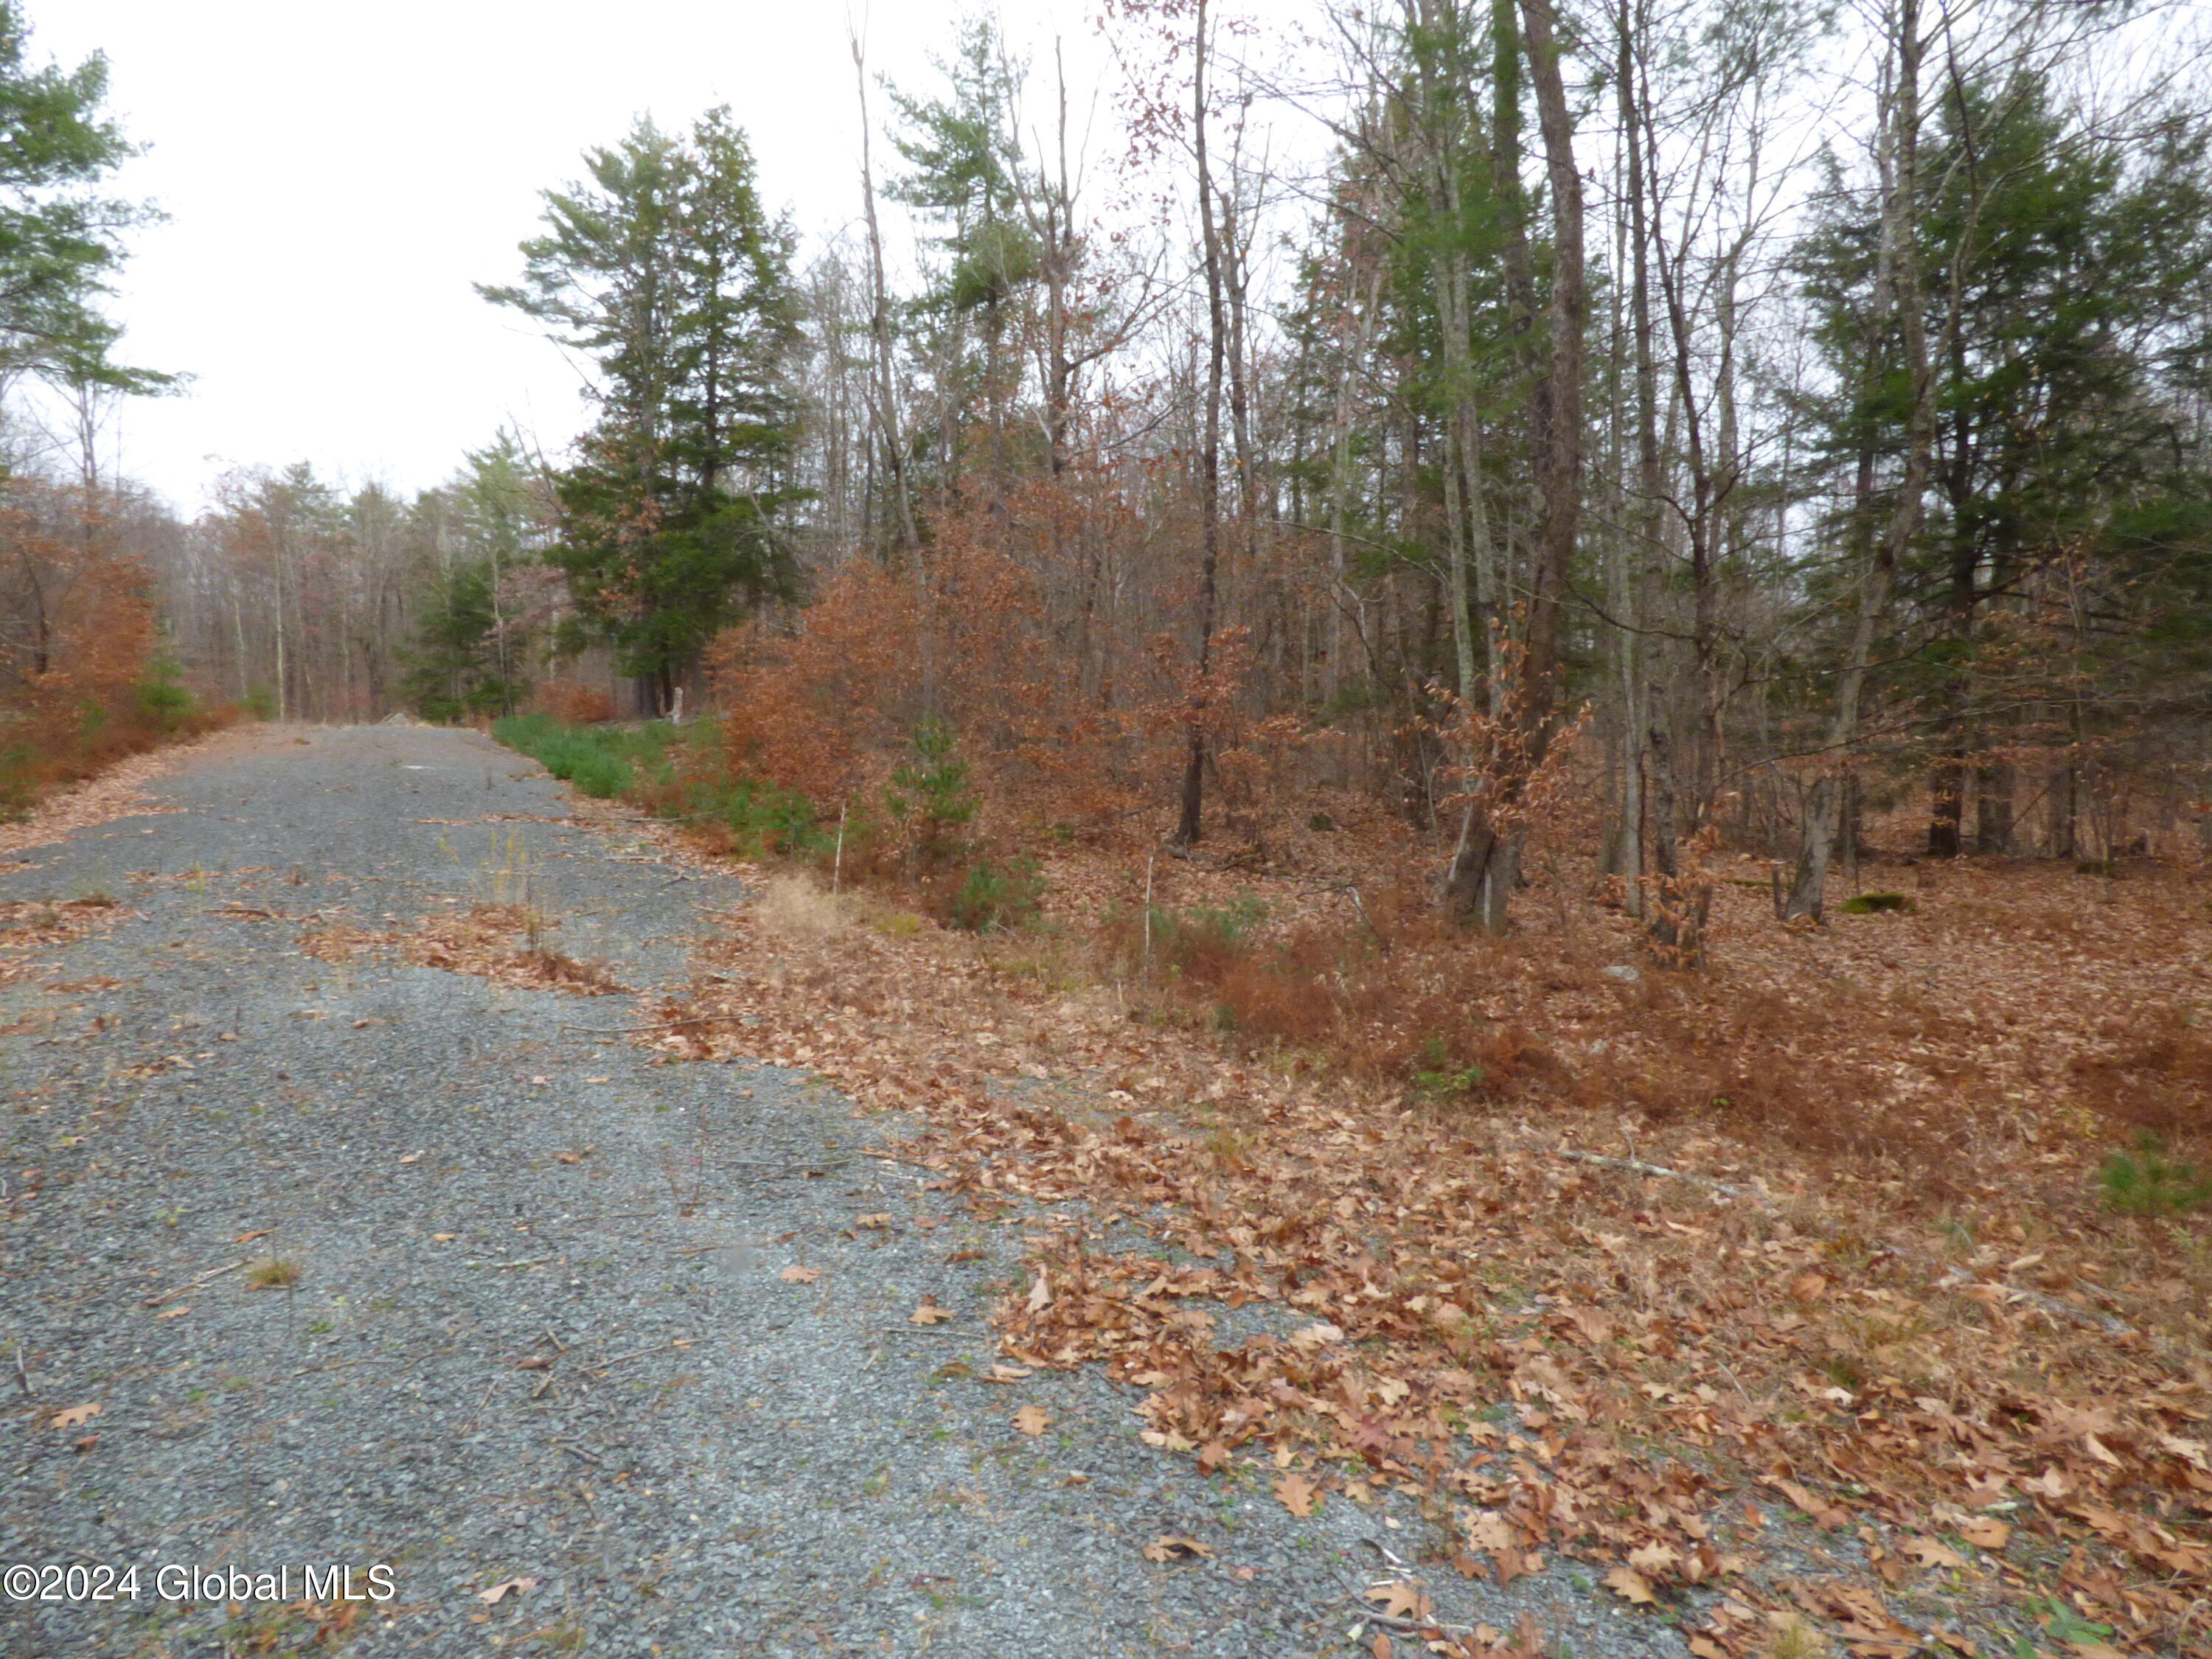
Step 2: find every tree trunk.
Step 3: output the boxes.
[1616,0,1663,918]
[1975,759,2014,852]
[1786,0,1932,922]
[850,29,928,720]
[1439,0,1583,928]
[1175,0,1227,847]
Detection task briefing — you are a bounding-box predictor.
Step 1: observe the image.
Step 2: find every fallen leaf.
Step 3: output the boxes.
[432,1232,456,1242]
[516,1356,554,1371]
[155,1305,189,1319]
[554,1148,593,1164]
[1365,1579,1432,1620]
[855,1212,893,1229]
[1959,1517,2010,1550]
[1142,1536,1211,1562]
[1370,1634,1393,1659]
[909,1297,954,1325]
[399,1152,422,1164]
[779,1265,821,1284]
[982,1364,1033,1382]
[47,1403,100,1430]
[1013,1405,1052,1437]
[1905,1536,1966,1570]
[1274,1473,1319,1517]
[73,1433,99,1453]
[1197,1439,1230,1474]
[1060,1471,1090,1486]
[234,1228,272,1244]
[1026,1270,1051,1312]
[1468,1512,1514,1551]
[1628,1542,1675,1576]
[478,1576,536,1604]
[1604,1566,1657,1605]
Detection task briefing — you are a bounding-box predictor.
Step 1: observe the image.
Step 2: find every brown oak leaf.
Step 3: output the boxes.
[1604,1566,1658,1605]
[1142,1536,1211,1562]
[1273,1473,1319,1517]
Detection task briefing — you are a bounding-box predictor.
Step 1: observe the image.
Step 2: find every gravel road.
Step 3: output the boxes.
[0,726,1687,1659]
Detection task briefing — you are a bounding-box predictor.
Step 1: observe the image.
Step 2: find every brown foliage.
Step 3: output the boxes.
[2070,1007,2212,1141]
[530,679,616,724]
[0,481,226,814]
[703,482,1330,852]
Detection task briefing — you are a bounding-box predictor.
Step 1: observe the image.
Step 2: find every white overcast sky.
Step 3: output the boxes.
[35,0,1130,515]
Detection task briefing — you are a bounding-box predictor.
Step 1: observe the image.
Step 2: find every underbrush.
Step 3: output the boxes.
[496,711,2212,1223]
[1092,883,1892,1141]
[0,664,231,819]
[492,712,818,856]
[491,712,678,800]
[494,712,1045,931]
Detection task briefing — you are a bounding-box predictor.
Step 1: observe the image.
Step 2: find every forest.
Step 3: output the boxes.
[10,0,2209,929]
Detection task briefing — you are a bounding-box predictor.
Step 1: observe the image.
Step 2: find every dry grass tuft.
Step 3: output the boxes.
[246,1256,302,1290]
[752,874,854,942]
[1756,1621,1833,1659]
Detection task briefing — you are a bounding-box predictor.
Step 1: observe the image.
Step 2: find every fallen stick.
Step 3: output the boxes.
[558,1015,751,1035]
[1556,1147,1761,1202]
[142,1259,246,1307]
[585,1340,690,1376]
[458,1377,498,1436]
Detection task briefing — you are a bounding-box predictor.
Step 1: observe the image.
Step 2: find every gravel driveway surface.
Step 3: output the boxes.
[1,726,1685,1659]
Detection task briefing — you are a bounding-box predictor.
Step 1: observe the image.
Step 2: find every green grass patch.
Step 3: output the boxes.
[2098,1133,2212,1217]
[1839,891,1915,914]
[492,712,677,799]
[491,713,819,855]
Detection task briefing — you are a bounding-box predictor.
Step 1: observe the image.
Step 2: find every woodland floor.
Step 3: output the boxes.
[1,726,2207,1659]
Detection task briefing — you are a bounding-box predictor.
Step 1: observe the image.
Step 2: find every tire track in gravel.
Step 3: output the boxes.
[2,724,1614,1659]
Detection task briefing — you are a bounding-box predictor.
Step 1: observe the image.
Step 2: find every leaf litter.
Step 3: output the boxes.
[628,859,2209,1659]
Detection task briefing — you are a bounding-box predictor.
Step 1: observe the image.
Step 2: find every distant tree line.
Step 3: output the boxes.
[9,0,2210,928]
